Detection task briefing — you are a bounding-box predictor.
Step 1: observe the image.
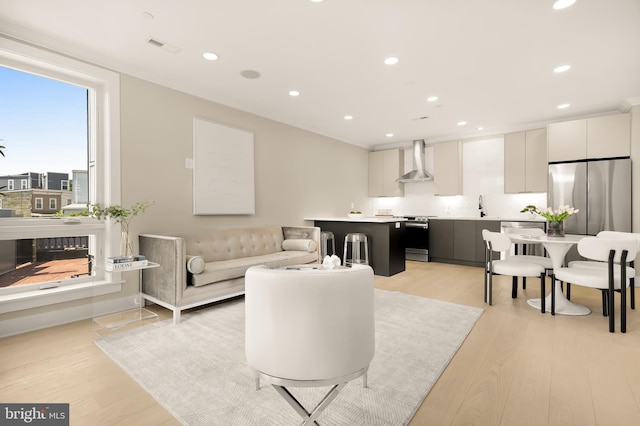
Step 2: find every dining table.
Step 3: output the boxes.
[509,233,590,316]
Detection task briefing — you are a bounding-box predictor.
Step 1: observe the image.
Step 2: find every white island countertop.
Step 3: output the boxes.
[305,216,407,223]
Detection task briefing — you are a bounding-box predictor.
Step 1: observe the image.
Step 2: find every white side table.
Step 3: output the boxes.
[93,261,160,337]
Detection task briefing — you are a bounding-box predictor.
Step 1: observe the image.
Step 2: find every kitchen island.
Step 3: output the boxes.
[305,217,406,276]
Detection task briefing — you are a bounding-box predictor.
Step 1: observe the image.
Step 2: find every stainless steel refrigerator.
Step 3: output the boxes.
[548,158,632,236]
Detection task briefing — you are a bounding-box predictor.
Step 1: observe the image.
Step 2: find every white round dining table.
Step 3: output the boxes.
[510,234,590,316]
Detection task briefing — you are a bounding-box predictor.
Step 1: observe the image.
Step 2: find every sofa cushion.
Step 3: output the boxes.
[191,250,319,287]
[179,226,286,262]
[282,239,317,252]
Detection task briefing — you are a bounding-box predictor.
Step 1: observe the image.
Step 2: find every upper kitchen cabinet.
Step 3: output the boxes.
[434,140,462,196]
[368,149,404,197]
[504,128,547,193]
[586,113,630,159]
[548,113,630,162]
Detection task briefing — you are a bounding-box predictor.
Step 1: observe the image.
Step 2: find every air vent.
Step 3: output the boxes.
[147,38,164,48]
[147,37,181,53]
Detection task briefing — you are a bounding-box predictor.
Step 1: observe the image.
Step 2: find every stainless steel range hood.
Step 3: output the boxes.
[396,139,434,182]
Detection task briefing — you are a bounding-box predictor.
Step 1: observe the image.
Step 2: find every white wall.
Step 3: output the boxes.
[370,137,546,218]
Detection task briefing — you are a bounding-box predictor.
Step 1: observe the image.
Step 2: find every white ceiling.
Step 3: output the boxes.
[1,0,639,149]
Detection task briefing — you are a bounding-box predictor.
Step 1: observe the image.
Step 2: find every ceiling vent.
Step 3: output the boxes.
[147,37,181,53]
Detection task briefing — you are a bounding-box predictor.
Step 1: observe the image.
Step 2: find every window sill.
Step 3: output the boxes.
[0,280,123,314]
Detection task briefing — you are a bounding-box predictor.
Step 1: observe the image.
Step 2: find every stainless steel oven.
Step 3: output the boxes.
[404,216,429,262]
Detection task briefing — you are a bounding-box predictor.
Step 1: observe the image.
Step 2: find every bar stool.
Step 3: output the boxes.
[343,233,369,266]
[320,231,336,258]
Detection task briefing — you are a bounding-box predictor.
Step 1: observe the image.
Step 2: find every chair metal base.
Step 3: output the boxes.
[253,367,368,425]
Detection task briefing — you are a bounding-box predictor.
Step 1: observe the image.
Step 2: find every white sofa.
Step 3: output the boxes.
[139,225,320,323]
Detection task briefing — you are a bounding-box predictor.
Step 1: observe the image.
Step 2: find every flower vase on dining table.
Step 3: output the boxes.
[547,220,565,237]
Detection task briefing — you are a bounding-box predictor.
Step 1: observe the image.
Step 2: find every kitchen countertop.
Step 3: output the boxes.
[305,216,407,223]
[428,216,545,222]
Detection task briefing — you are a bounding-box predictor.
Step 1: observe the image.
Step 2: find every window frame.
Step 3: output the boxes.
[34,197,43,210]
[7,180,14,190]
[20,179,28,189]
[0,36,122,314]
[48,198,57,210]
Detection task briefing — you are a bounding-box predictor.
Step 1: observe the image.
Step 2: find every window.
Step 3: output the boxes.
[7,180,13,190]
[49,198,56,210]
[34,198,43,209]
[61,180,69,191]
[20,179,28,189]
[0,36,121,314]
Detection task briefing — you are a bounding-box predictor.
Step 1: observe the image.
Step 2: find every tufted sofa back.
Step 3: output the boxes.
[176,226,285,263]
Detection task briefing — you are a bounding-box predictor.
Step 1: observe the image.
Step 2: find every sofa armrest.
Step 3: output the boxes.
[139,234,187,306]
[282,226,321,263]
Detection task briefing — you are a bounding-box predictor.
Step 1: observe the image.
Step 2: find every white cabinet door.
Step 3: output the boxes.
[368,149,403,197]
[525,128,548,192]
[504,131,526,193]
[504,129,547,193]
[434,141,462,196]
[548,119,587,162]
[587,113,630,159]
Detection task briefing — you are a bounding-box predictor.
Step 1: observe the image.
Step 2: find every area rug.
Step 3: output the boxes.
[95,289,483,425]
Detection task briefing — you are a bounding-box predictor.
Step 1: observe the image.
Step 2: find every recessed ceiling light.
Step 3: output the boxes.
[557,103,570,109]
[427,96,439,102]
[344,115,353,120]
[289,90,301,97]
[554,64,571,73]
[386,133,394,138]
[553,0,576,10]
[202,52,219,61]
[240,69,261,79]
[384,57,399,65]
[476,126,484,131]
[309,0,324,3]
[141,11,154,20]
[457,121,467,126]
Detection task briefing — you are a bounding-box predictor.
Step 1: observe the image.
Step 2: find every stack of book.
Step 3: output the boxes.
[105,255,148,271]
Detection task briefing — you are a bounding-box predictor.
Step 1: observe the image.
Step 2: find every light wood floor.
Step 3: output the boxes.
[2,261,640,425]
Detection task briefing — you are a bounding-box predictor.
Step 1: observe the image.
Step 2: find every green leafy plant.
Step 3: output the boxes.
[89,201,153,255]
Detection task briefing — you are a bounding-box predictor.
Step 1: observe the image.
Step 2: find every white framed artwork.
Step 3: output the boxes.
[193,118,255,215]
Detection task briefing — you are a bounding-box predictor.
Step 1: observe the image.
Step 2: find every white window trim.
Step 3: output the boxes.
[20,179,28,189]
[7,180,13,190]
[61,180,69,191]
[0,36,122,313]
[34,197,43,209]
[49,198,57,210]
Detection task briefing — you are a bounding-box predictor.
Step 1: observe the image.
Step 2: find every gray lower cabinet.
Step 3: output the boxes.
[430,219,500,267]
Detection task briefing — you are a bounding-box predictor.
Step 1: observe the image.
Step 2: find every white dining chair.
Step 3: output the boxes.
[567,231,639,312]
[482,230,547,312]
[554,236,637,333]
[504,227,553,289]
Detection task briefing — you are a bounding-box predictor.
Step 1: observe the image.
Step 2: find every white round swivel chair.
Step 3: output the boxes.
[245,264,375,424]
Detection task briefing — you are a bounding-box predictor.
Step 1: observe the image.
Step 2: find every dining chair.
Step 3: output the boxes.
[503,227,553,289]
[567,231,639,312]
[554,236,637,333]
[482,230,547,312]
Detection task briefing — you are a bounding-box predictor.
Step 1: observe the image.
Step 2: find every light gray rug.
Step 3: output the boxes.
[95,289,483,425]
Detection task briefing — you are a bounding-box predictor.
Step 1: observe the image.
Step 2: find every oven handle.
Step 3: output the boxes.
[406,222,429,229]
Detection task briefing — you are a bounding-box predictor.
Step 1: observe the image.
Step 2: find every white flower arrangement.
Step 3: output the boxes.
[520,204,579,222]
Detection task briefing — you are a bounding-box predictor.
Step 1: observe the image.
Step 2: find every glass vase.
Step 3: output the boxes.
[547,220,565,237]
[120,229,133,257]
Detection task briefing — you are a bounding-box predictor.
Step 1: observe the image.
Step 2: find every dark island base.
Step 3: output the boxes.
[314,220,406,277]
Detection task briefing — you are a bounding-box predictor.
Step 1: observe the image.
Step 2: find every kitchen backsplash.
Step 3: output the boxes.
[370,137,547,218]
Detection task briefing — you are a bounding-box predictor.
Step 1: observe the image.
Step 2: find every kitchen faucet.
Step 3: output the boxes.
[479,195,486,217]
